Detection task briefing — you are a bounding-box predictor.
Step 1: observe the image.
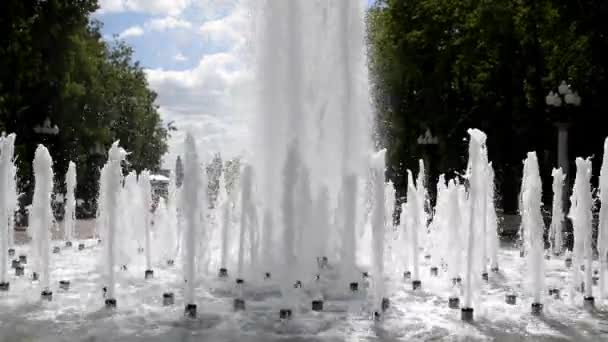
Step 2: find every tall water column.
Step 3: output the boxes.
[570,157,594,308]
[182,133,204,317]
[522,152,545,314]
[31,145,54,299]
[102,142,126,308]
[64,161,77,244]
[462,129,487,321]
[598,139,608,299]
[140,171,153,278]
[550,168,565,255]
[0,134,16,291]
[371,149,387,315]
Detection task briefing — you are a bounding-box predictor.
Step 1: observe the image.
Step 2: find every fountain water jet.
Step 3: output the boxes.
[101,142,126,307]
[182,133,204,317]
[64,161,77,245]
[0,134,16,290]
[371,149,387,315]
[237,165,253,283]
[486,164,500,272]
[140,171,153,279]
[598,138,608,298]
[522,152,545,314]
[406,170,421,290]
[219,171,232,277]
[550,168,565,256]
[280,141,299,314]
[569,157,594,307]
[31,145,54,299]
[462,129,487,321]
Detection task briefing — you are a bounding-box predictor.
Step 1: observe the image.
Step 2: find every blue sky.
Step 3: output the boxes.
[94,0,373,166]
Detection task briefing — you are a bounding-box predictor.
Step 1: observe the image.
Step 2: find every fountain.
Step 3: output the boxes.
[218,171,232,277]
[0,134,16,291]
[371,149,387,316]
[140,171,153,279]
[2,1,608,340]
[407,170,422,290]
[31,145,54,299]
[461,129,487,321]
[486,164,500,273]
[182,133,204,317]
[522,152,545,315]
[599,138,608,298]
[446,179,463,305]
[101,141,127,308]
[550,168,565,255]
[569,157,594,308]
[236,164,253,304]
[64,161,77,246]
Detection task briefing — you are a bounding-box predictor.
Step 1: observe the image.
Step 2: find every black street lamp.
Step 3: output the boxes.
[546,81,581,210]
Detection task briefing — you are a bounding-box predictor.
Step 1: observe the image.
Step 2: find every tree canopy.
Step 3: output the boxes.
[368,0,607,212]
[0,0,168,210]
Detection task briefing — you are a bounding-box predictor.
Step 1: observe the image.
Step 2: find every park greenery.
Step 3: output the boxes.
[368,0,607,213]
[0,0,169,211]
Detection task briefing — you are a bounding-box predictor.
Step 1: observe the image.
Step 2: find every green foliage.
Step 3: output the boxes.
[0,0,168,209]
[368,0,607,212]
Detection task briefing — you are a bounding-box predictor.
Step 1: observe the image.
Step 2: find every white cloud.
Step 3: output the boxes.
[118,25,144,39]
[198,4,248,46]
[97,0,191,16]
[147,50,253,167]
[102,0,252,167]
[173,53,188,62]
[118,17,193,39]
[147,16,192,31]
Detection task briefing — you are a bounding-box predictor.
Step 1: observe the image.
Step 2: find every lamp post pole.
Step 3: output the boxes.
[546,80,581,212]
[417,129,439,201]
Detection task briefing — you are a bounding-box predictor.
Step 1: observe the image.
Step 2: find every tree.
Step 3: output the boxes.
[0,0,168,213]
[367,0,607,212]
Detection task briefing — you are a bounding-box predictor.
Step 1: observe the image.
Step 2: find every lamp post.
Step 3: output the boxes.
[546,81,581,211]
[33,118,60,136]
[417,129,439,201]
